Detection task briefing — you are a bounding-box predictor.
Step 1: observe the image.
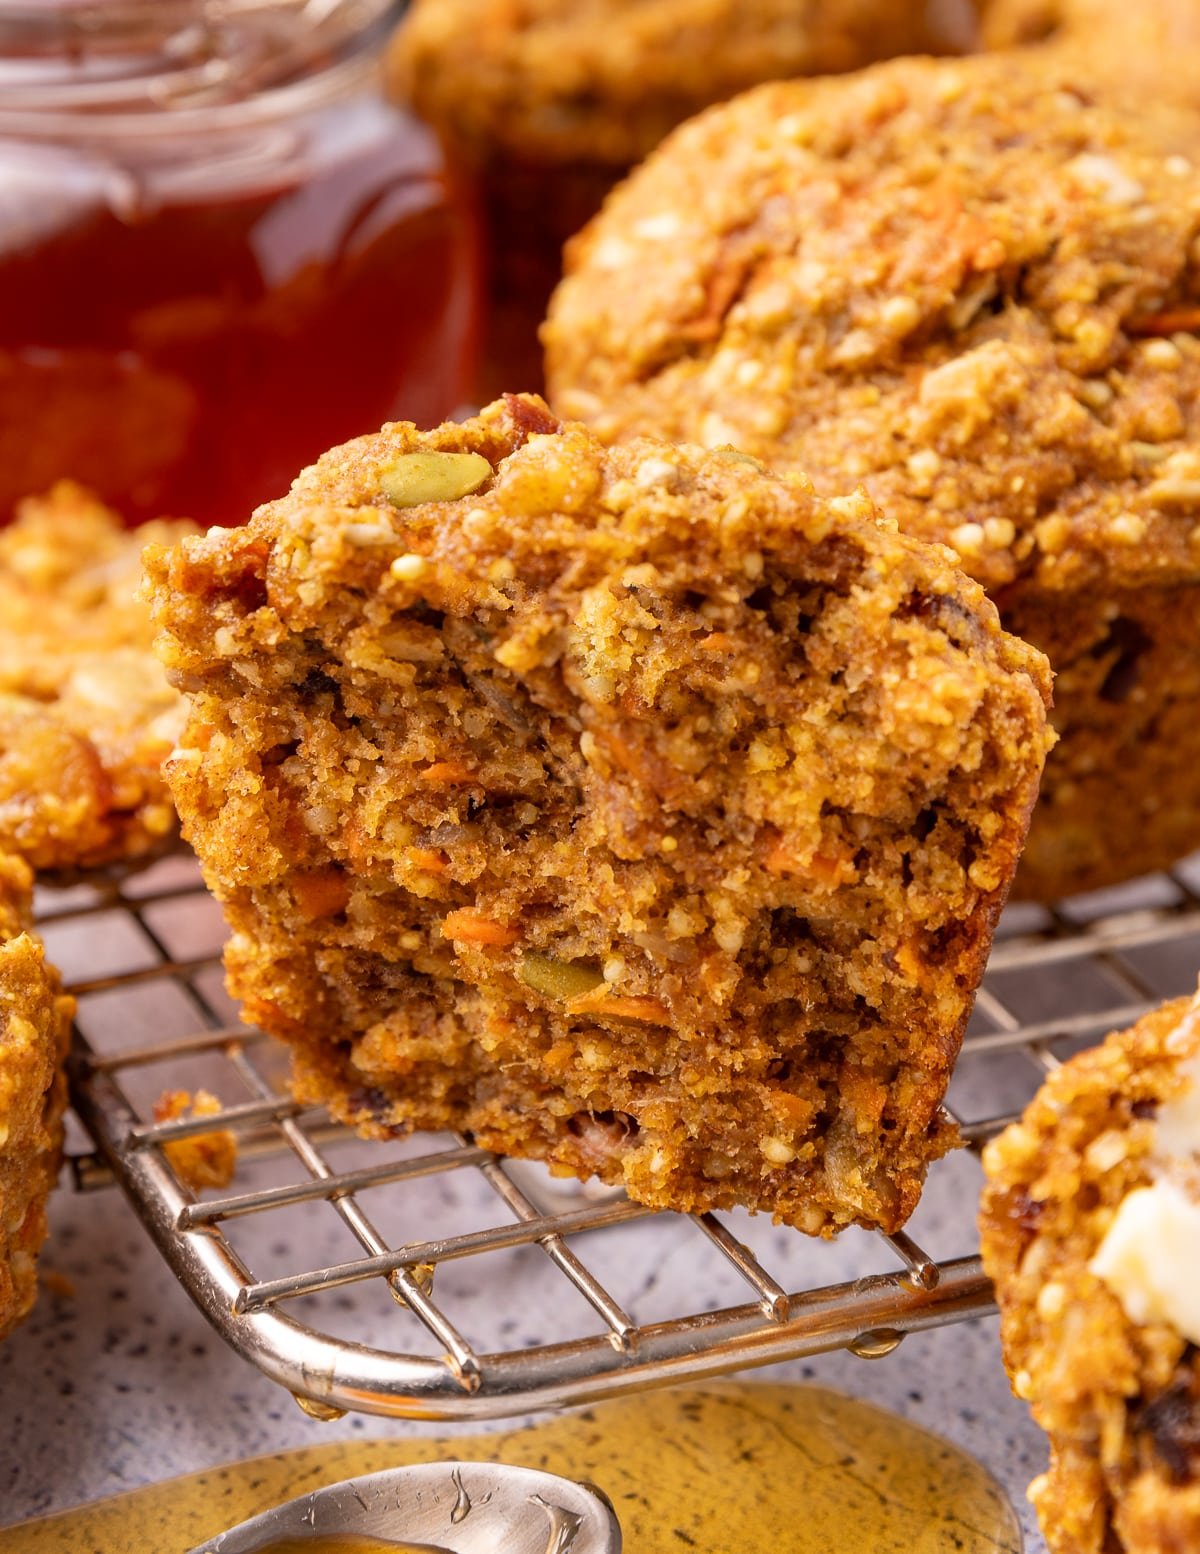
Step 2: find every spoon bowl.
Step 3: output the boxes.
[185,1461,621,1554]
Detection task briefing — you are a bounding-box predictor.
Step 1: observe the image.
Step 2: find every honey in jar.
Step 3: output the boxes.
[0,0,482,528]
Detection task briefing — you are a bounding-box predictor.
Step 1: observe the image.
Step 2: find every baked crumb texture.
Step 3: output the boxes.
[980,997,1200,1554]
[153,1089,238,1193]
[147,394,1051,1236]
[545,53,1200,901]
[0,852,73,1341]
[0,483,194,871]
[388,0,974,396]
[981,0,1200,138]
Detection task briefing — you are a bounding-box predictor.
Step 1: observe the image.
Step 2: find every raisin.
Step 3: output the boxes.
[503,392,559,437]
[1134,1369,1200,1484]
[297,667,338,700]
[346,1084,394,1121]
[1092,616,1152,705]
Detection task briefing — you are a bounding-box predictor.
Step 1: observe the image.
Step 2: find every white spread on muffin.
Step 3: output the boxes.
[1090,1004,1200,1342]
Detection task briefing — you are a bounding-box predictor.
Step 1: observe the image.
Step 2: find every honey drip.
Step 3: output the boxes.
[1,1382,1022,1553]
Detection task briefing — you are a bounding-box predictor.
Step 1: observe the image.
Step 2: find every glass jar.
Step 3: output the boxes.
[0,0,482,526]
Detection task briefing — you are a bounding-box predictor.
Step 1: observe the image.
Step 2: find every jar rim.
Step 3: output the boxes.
[0,0,406,120]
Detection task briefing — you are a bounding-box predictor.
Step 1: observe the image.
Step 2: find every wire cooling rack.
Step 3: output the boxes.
[40,849,1200,1421]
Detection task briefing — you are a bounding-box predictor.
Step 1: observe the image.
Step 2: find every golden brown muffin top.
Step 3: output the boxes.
[546,52,1200,595]
[149,389,1054,974]
[981,0,1200,143]
[0,844,72,1344]
[0,853,32,943]
[0,483,195,869]
[982,0,1200,50]
[151,391,1050,773]
[390,0,974,169]
[0,485,193,671]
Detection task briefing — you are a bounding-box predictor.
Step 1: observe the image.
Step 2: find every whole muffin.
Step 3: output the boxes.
[546,53,1200,900]
[147,393,1051,1236]
[389,0,976,395]
[393,0,975,170]
[0,853,72,1342]
[980,990,1200,1553]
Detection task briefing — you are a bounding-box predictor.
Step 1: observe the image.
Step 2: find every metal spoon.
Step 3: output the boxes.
[185,1461,622,1554]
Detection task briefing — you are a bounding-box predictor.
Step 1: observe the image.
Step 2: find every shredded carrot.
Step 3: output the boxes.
[291,868,351,921]
[595,728,681,800]
[893,936,924,983]
[420,760,478,785]
[809,853,853,886]
[245,997,306,1039]
[408,847,450,874]
[598,730,654,784]
[769,1091,812,1125]
[441,908,520,947]
[139,737,176,765]
[1128,307,1200,337]
[566,990,672,1025]
[762,835,853,886]
[893,188,1003,291]
[542,1039,576,1073]
[762,839,800,876]
[678,247,755,343]
[341,816,370,868]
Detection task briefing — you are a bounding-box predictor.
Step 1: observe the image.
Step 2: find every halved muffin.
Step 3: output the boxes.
[147,394,1050,1235]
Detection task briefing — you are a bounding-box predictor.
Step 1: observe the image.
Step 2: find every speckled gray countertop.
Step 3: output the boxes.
[7,850,1200,1550]
[1,1169,1046,1545]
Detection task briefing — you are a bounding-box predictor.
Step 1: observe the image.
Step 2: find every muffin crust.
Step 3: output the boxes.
[0,853,73,1341]
[0,484,194,870]
[982,0,1200,52]
[546,53,1200,898]
[389,0,976,396]
[391,0,976,172]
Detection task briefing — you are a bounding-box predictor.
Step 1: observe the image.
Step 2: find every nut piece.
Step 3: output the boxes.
[379,452,492,508]
[519,953,606,1001]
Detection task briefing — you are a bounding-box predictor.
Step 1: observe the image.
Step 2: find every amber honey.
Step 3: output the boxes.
[0,2,481,528]
[3,1382,1023,1553]
[253,1542,434,1553]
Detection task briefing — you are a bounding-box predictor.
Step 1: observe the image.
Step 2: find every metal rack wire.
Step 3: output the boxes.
[43,850,1200,1421]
